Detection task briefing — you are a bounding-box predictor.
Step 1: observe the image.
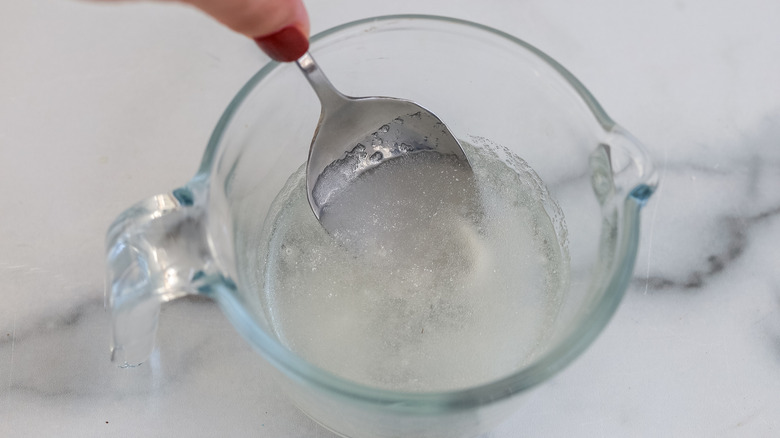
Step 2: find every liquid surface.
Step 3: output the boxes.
[259,140,568,392]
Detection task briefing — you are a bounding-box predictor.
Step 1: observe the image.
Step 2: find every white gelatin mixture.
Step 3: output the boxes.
[258,140,568,391]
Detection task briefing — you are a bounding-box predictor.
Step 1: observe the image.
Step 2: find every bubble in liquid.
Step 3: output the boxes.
[370,151,383,162]
[393,117,404,124]
[379,124,390,133]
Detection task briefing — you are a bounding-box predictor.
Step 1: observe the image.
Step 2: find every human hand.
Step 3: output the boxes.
[184,0,309,61]
[109,0,310,62]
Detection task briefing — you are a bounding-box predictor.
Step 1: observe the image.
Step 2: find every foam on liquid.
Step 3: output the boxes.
[259,140,568,392]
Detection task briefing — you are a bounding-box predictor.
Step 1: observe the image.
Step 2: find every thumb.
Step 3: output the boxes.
[182,0,309,61]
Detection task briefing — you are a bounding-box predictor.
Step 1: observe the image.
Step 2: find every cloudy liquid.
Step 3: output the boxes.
[259,140,568,391]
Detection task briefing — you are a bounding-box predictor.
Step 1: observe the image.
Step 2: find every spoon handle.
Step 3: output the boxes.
[296,52,349,110]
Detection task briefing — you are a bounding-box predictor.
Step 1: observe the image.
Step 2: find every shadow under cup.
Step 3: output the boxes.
[107,15,657,438]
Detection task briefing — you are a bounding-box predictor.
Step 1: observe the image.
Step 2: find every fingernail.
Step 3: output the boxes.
[254,26,309,62]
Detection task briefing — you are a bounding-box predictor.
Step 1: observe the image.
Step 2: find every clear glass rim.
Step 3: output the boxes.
[199,14,638,411]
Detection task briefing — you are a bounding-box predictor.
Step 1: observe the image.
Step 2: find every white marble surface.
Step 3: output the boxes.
[2,0,779,436]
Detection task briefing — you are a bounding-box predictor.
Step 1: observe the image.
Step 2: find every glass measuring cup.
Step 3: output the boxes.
[107,15,657,438]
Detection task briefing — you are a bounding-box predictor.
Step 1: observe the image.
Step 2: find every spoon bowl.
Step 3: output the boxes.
[296,52,472,220]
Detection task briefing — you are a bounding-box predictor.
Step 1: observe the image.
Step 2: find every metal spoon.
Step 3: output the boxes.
[295,52,473,220]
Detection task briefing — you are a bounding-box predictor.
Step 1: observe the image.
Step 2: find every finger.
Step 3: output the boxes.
[182,0,308,37]
[181,0,309,61]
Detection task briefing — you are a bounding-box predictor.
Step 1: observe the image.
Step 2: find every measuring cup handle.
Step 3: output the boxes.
[105,183,217,368]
